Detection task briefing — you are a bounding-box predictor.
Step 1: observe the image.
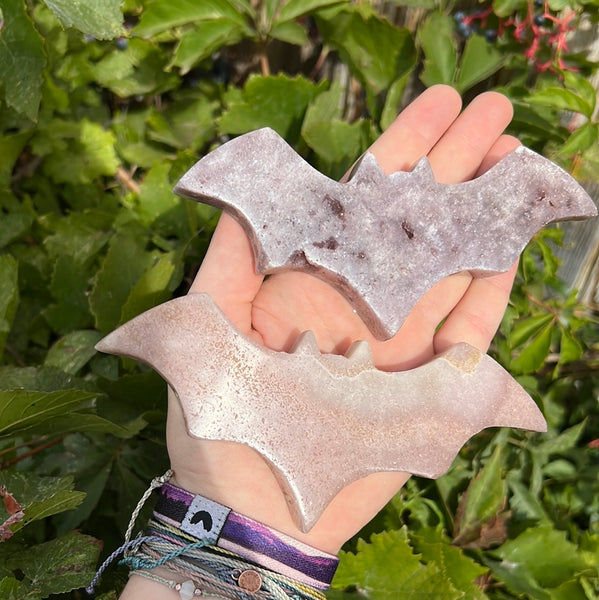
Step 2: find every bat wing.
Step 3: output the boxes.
[174,130,596,340]
[96,293,546,532]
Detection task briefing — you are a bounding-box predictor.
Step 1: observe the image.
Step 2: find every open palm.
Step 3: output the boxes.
[166,84,518,554]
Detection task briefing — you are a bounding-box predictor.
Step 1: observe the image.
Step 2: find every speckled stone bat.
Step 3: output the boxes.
[174,128,597,340]
[95,293,547,532]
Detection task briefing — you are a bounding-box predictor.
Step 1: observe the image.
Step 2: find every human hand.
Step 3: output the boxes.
[166,84,518,553]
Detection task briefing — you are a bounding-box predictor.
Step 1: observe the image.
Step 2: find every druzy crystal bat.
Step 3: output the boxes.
[174,128,597,340]
[95,293,547,532]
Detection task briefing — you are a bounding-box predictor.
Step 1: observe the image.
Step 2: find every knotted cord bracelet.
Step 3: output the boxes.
[86,474,338,600]
[150,482,339,591]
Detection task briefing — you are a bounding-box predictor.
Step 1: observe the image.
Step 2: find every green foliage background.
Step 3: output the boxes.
[0,0,598,598]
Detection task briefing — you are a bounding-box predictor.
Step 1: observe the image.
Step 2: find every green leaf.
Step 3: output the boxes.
[453,445,507,548]
[0,131,32,188]
[0,255,19,362]
[171,20,246,74]
[419,12,458,87]
[528,87,594,118]
[134,0,250,37]
[0,389,97,437]
[0,472,85,534]
[44,330,102,375]
[510,313,554,348]
[334,529,460,599]
[510,322,554,374]
[534,420,586,456]
[316,7,416,100]
[302,80,372,174]
[37,119,120,184]
[457,34,504,94]
[563,71,597,115]
[92,39,180,98]
[492,525,587,589]
[219,73,326,141]
[277,0,345,22]
[120,253,177,322]
[492,0,527,17]
[43,0,124,40]
[560,122,599,156]
[11,531,101,596]
[380,70,411,131]
[0,0,46,121]
[410,528,489,599]
[558,326,583,365]
[269,19,309,45]
[89,223,153,333]
[0,192,34,250]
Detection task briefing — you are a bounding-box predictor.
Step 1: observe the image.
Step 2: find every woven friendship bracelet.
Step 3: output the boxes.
[153,482,339,590]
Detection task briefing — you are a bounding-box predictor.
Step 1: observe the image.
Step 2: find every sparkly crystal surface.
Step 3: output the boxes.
[173,128,597,340]
[96,294,547,532]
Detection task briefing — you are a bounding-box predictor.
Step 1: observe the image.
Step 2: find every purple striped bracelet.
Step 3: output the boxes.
[153,482,339,590]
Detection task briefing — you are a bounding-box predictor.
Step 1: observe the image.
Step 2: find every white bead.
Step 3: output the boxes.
[178,580,196,600]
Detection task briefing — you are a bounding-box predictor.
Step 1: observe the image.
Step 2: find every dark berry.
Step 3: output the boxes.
[485,29,497,42]
[534,0,543,6]
[454,11,467,22]
[533,14,548,27]
[457,21,474,37]
[115,37,129,50]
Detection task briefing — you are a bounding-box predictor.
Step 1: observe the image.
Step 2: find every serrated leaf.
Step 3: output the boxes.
[0,473,84,534]
[12,531,101,596]
[0,255,19,362]
[92,39,180,98]
[134,0,249,37]
[492,525,587,588]
[419,12,458,87]
[44,330,102,375]
[410,528,489,599]
[0,389,97,437]
[40,119,120,184]
[334,529,460,599]
[171,20,245,74]
[44,0,124,40]
[457,34,504,93]
[510,322,554,374]
[317,9,415,97]
[0,0,45,121]
[219,73,326,141]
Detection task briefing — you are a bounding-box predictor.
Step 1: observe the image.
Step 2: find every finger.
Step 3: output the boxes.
[368,84,462,173]
[433,134,522,353]
[188,213,264,331]
[428,91,513,183]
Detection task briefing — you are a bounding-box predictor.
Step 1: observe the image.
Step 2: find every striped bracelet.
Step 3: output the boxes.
[153,482,339,591]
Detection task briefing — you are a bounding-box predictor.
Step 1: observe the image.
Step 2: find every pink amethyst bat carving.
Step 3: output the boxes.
[174,128,597,340]
[95,293,547,532]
